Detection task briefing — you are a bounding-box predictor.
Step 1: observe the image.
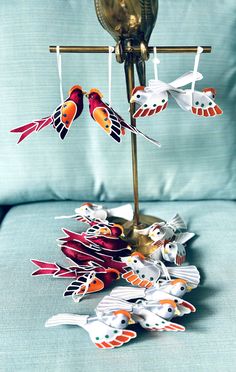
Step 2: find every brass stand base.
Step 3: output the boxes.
[124,214,164,255]
[110,214,164,256]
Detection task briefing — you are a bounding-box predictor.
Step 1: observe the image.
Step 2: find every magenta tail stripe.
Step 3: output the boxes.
[10,122,36,133]
[17,126,37,143]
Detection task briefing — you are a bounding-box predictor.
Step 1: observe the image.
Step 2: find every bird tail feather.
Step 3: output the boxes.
[45,314,88,328]
[110,286,146,300]
[107,204,133,221]
[10,116,52,143]
[96,295,133,315]
[167,265,200,288]
[168,214,187,231]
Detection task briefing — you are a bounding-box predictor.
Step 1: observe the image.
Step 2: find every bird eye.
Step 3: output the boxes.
[133,259,137,263]
[212,95,215,98]
[157,231,160,235]
[168,308,172,312]
[180,286,185,291]
[137,94,140,98]
[121,319,126,324]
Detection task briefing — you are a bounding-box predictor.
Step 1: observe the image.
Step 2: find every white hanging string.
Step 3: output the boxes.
[56,46,64,104]
[108,46,114,107]
[191,46,203,93]
[152,46,160,81]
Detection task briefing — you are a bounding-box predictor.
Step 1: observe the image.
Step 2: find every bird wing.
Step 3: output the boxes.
[133,91,168,118]
[175,232,195,244]
[175,244,186,266]
[169,71,203,88]
[52,99,77,139]
[64,273,105,298]
[144,291,196,314]
[93,105,161,147]
[92,106,122,143]
[167,265,200,288]
[133,308,185,332]
[96,295,134,315]
[190,90,223,117]
[86,320,136,349]
[168,213,186,231]
[122,270,153,288]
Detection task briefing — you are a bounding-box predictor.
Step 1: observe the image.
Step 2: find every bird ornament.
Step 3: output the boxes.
[121,251,200,289]
[55,202,134,222]
[45,309,136,349]
[86,88,161,147]
[137,213,187,244]
[150,232,195,265]
[111,277,195,301]
[11,85,85,143]
[130,46,223,119]
[96,295,186,332]
[31,217,131,302]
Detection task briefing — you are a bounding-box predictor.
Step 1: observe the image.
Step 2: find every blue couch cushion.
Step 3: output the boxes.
[1,200,236,371]
[0,0,235,204]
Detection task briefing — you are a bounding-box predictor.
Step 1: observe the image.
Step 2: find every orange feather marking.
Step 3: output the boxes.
[93,108,112,133]
[61,101,77,129]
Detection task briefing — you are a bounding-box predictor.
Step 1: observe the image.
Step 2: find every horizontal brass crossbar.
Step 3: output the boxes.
[49,46,211,54]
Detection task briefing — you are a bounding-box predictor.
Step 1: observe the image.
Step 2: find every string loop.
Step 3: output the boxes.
[108,46,114,106]
[56,46,64,104]
[152,46,160,81]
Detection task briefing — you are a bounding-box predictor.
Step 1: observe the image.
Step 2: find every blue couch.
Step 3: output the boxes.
[1,1,236,371]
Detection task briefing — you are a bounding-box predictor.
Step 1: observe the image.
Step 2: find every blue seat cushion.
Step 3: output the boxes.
[1,200,235,371]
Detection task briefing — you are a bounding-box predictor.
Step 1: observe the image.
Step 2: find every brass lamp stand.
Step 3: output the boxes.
[49,0,211,253]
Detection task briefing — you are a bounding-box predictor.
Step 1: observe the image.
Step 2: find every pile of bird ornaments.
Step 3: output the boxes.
[32,203,200,349]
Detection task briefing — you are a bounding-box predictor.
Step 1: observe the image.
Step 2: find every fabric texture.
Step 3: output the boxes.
[1,200,236,372]
[0,0,235,205]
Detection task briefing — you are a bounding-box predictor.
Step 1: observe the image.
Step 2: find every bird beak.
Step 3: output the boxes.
[164,248,169,254]
[82,90,87,95]
[175,308,181,316]
[187,286,193,292]
[128,318,136,325]
[130,96,136,103]
[127,256,132,263]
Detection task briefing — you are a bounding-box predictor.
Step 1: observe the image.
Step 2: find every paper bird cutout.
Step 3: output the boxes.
[150,232,195,265]
[138,214,187,244]
[130,72,223,118]
[45,310,136,349]
[55,202,133,222]
[110,284,196,315]
[96,296,185,332]
[87,88,161,147]
[11,85,85,143]
[121,252,200,289]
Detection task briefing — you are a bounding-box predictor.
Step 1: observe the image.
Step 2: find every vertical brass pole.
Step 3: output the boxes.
[124,49,139,227]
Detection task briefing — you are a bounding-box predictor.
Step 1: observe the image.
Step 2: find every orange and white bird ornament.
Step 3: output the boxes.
[121,251,200,289]
[45,310,136,349]
[96,295,186,332]
[130,46,223,119]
